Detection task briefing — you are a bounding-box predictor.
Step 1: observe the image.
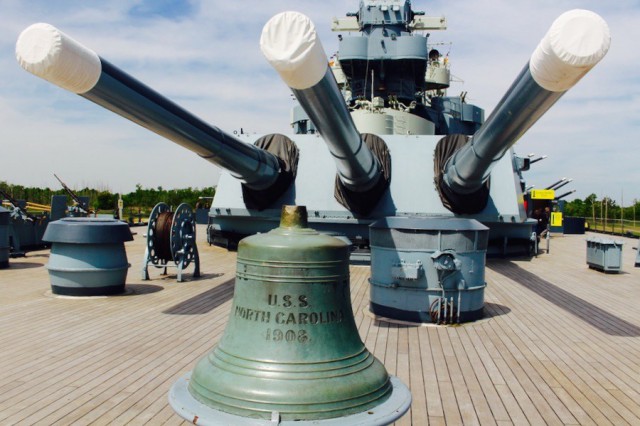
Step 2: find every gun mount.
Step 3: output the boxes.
[16,2,610,257]
[261,12,389,215]
[53,173,91,216]
[0,189,49,255]
[0,189,36,222]
[436,9,609,214]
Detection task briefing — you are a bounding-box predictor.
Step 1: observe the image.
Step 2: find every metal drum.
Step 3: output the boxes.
[0,206,9,268]
[43,218,133,296]
[170,206,411,425]
[369,217,489,323]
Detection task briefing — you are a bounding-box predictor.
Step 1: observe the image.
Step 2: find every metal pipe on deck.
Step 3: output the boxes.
[442,10,610,196]
[260,12,381,192]
[16,23,281,191]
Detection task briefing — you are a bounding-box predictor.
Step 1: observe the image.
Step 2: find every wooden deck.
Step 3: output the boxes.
[1,227,639,425]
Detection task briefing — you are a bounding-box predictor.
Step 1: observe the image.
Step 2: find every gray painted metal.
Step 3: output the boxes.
[211,135,524,219]
[0,206,9,268]
[371,216,489,232]
[443,65,566,195]
[50,195,68,221]
[210,134,531,255]
[82,61,281,191]
[586,237,624,273]
[44,217,133,244]
[291,68,380,192]
[43,218,133,295]
[369,217,489,323]
[5,212,49,254]
[195,208,209,225]
[340,31,427,61]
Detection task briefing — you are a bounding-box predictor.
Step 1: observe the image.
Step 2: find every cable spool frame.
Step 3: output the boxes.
[142,202,201,282]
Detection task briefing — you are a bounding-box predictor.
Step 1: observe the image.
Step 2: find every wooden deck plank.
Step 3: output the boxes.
[6,296,230,423]
[439,327,480,426]
[456,327,511,423]
[418,327,445,419]
[488,260,640,425]
[485,273,617,425]
[406,327,428,425]
[485,309,571,425]
[448,327,499,426]
[54,320,226,425]
[394,325,412,426]
[428,328,463,425]
[1,230,639,425]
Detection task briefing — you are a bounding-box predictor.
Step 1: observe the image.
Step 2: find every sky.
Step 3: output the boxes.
[1,0,638,205]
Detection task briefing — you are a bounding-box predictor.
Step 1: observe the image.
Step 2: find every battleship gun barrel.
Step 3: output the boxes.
[551,179,573,191]
[442,10,610,196]
[555,190,576,200]
[260,12,381,192]
[547,178,572,190]
[16,23,281,191]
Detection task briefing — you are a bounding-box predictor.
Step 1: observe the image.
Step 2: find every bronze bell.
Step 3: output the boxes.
[170,205,411,424]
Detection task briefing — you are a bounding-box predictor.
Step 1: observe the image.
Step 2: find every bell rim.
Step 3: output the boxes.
[169,372,412,425]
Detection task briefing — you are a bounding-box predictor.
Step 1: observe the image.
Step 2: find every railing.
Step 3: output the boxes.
[586,218,640,237]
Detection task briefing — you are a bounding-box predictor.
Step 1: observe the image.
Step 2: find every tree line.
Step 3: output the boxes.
[0,181,216,212]
[3,180,638,223]
[563,193,640,222]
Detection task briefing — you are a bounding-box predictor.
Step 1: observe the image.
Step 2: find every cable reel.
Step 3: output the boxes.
[142,202,201,282]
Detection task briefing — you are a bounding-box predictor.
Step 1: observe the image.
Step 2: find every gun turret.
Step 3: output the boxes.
[16,23,294,208]
[260,12,390,215]
[14,5,611,258]
[437,10,610,214]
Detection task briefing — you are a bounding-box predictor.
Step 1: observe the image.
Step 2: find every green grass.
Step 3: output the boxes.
[586,219,640,237]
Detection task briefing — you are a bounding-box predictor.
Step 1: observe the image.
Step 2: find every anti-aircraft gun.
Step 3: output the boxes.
[0,189,37,223]
[53,173,91,218]
[0,189,49,255]
[16,0,609,258]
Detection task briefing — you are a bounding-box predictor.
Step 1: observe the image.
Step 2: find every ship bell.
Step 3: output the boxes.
[169,205,411,424]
